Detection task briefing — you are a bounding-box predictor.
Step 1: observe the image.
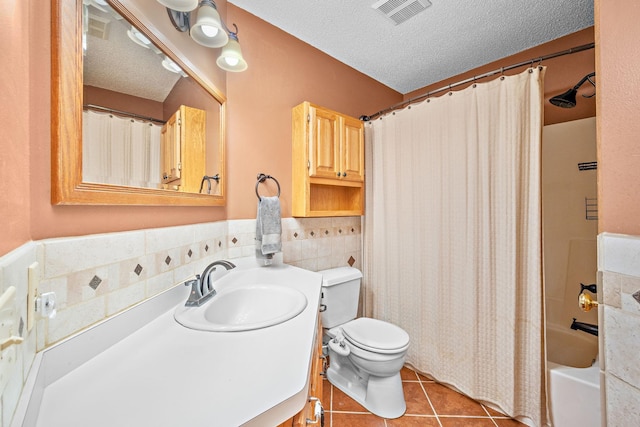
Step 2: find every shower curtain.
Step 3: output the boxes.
[82,110,162,188]
[364,68,546,426]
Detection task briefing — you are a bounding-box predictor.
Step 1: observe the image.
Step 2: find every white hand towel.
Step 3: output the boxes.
[255,196,282,256]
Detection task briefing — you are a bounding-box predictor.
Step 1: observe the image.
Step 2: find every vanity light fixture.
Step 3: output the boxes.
[216,27,247,72]
[127,26,153,48]
[189,0,228,48]
[157,0,199,13]
[157,0,248,71]
[162,56,188,77]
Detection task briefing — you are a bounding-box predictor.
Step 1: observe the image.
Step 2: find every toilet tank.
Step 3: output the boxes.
[318,267,363,328]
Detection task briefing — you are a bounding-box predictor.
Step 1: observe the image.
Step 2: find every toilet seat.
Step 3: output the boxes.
[341,318,409,354]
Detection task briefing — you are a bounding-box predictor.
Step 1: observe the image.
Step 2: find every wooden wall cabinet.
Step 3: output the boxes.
[160,105,206,193]
[292,102,364,217]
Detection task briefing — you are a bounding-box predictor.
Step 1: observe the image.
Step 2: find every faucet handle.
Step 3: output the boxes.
[580,283,597,295]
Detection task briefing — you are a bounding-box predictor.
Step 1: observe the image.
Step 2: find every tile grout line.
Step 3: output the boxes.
[481,403,501,427]
[417,375,443,427]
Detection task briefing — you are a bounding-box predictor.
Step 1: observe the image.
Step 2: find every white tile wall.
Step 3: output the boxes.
[599,232,640,427]
[0,216,362,427]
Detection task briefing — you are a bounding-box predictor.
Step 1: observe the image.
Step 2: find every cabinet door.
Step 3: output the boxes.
[309,106,340,179]
[160,109,181,184]
[341,115,364,182]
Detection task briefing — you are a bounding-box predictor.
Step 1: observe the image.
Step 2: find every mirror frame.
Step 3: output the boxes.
[52,0,226,206]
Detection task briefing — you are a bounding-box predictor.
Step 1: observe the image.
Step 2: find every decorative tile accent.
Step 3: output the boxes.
[188,249,193,258]
[0,218,365,427]
[89,275,102,290]
[633,290,640,305]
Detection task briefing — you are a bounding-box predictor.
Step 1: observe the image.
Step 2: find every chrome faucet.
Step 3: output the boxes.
[184,260,236,307]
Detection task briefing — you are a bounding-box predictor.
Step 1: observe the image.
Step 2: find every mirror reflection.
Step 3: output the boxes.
[81,1,222,195]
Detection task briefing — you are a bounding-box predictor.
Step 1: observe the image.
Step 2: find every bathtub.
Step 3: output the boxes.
[546,323,600,427]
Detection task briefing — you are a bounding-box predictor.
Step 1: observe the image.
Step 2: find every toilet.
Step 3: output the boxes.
[319,267,410,419]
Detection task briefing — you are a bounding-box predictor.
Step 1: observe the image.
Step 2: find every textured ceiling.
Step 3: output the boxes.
[84,4,181,103]
[228,0,594,94]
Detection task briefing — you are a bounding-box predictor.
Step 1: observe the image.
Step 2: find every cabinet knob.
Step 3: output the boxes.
[336,172,341,177]
[342,172,347,177]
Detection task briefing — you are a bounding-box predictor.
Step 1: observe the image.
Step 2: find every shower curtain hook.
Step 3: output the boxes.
[500,67,505,80]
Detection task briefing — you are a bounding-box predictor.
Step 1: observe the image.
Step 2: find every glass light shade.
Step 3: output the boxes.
[162,57,181,73]
[216,38,247,72]
[127,27,152,48]
[157,0,198,12]
[190,4,228,48]
[161,57,187,77]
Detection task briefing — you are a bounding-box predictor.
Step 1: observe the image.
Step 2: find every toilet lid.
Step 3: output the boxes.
[341,318,410,353]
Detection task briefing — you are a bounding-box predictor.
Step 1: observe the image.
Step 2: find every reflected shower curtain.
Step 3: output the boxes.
[364,68,546,426]
[82,110,162,188]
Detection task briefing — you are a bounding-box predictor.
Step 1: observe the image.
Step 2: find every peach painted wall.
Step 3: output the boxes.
[84,86,164,119]
[596,0,640,235]
[225,5,402,219]
[1,0,32,256]
[403,28,596,127]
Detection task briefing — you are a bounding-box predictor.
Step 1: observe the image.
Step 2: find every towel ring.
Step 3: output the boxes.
[255,173,281,201]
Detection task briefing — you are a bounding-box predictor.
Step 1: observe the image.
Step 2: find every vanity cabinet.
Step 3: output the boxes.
[278,315,325,427]
[292,102,364,217]
[160,105,206,193]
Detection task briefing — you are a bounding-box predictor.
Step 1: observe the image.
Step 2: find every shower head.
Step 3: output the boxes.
[549,88,578,108]
[549,72,595,108]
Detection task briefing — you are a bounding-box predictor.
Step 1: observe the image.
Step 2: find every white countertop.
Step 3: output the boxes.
[26,262,323,427]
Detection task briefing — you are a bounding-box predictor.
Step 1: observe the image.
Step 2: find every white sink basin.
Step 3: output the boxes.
[174,284,308,332]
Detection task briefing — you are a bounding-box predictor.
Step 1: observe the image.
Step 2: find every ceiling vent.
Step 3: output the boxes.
[372,0,432,25]
[87,14,110,40]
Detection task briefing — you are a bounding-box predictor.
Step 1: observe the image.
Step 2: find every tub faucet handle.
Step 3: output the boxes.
[579,283,597,295]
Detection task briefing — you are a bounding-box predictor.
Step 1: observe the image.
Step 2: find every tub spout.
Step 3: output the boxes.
[570,318,598,336]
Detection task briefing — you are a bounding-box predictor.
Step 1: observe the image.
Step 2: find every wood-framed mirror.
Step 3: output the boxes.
[52,0,226,206]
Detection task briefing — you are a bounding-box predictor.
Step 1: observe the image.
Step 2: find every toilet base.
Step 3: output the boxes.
[327,352,406,419]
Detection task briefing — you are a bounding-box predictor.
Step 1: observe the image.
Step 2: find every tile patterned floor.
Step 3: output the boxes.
[323,366,525,427]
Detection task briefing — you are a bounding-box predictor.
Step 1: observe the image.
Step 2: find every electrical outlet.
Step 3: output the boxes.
[28,262,39,332]
[38,293,56,319]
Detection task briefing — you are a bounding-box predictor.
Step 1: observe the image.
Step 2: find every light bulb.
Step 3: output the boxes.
[200,25,219,38]
[224,57,239,66]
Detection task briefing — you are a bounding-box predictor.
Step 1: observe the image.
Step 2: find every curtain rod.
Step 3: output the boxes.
[361,42,595,121]
[83,104,166,125]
